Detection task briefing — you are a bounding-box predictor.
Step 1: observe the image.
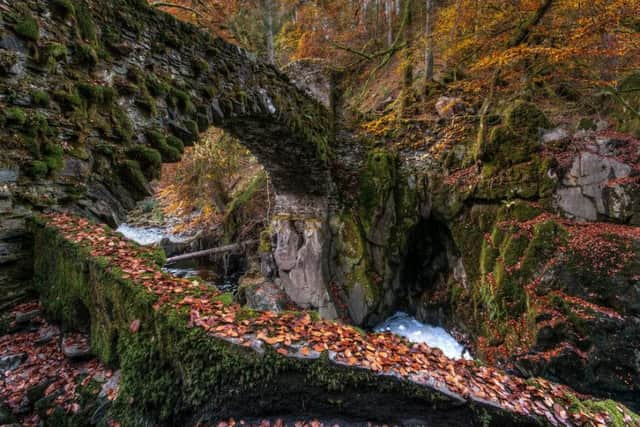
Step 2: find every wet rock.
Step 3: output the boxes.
[0,168,18,184]
[0,353,27,371]
[62,334,92,360]
[14,309,40,325]
[237,278,290,312]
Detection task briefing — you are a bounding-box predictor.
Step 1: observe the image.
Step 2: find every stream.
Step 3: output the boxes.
[116,223,237,291]
[374,312,471,360]
[117,223,471,360]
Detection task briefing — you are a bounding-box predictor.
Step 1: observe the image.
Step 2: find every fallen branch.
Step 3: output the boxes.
[150,2,202,17]
[165,239,259,264]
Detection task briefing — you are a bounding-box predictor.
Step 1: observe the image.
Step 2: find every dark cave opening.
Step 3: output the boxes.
[395,217,460,326]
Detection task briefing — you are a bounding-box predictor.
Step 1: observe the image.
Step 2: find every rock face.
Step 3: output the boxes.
[556,135,639,223]
[271,194,337,318]
[0,0,333,309]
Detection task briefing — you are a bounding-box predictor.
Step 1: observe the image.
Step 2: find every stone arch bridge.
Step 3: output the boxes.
[0,0,340,315]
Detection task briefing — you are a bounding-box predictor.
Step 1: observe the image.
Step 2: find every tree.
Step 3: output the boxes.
[424,0,434,81]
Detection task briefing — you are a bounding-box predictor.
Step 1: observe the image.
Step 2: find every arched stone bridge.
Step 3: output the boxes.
[0,0,336,313]
[1,0,331,198]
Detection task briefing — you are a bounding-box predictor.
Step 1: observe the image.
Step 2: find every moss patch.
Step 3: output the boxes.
[14,13,40,41]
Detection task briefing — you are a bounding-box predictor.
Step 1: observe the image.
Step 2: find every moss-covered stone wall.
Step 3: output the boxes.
[31,213,638,426]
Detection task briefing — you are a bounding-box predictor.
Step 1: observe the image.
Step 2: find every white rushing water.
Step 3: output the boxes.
[116,224,167,246]
[375,312,471,360]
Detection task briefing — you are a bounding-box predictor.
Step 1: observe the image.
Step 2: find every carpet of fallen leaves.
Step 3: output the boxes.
[0,302,116,426]
[212,419,397,427]
[477,211,638,375]
[40,213,640,426]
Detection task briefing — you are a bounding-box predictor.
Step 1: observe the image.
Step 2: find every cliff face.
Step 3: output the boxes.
[0,0,331,306]
[328,101,640,411]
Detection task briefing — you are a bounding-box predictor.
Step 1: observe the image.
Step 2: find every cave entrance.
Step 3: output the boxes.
[395,217,460,326]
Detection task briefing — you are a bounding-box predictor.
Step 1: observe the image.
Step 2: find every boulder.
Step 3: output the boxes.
[237,279,291,312]
[556,138,636,222]
[435,96,467,118]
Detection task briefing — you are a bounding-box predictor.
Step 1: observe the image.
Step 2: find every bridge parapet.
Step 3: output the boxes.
[25,212,637,426]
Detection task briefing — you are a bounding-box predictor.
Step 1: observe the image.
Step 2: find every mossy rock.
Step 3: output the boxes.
[166,135,184,153]
[111,106,133,141]
[76,43,98,67]
[4,107,27,126]
[28,160,49,178]
[119,160,152,200]
[53,89,83,111]
[43,143,65,173]
[75,1,97,44]
[169,88,195,114]
[146,75,170,97]
[77,82,105,103]
[146,130,181,163]
[41,42,68,67]
[191,58,209,75]
[135,95,157,116]
[14,13,40,41]
[50,0,75,17]
[504,101,551,139]
[358,149,397,234]
[126,145,162,180]
[32,90,50,107]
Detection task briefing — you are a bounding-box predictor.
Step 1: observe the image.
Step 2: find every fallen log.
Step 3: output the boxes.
[165,239,259,264]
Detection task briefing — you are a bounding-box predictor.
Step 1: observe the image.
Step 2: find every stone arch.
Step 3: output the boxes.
[0,0,335,314]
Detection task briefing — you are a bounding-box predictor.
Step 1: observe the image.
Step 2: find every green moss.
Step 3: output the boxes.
[4,107,27,126]
[135,95,157,116]
[51,0,76,17]
[75,1,97,44]
[358,149,397,234]
[77,82,105,103]
[222,172,267,242]
[41,42,68,67]
[32,90,50,107]
[126,146,162,180]
[76,43,98,67]
[43,143,65,173]
[566,394,639,427]
[118,160,151,200]
[146,130,181,163]
[146,75,170,97]
[170,88,195,113]
[184,119,199,137]
[166,135,185,153]
[53,89,83,111]
[258,229,272,253]
[28,160,49,178]
[14,14,40,41]
[102,86,117,105]
[191,58,209,75]
[213,292,234,306]
[111,106,133,141]
[504,101,551,138]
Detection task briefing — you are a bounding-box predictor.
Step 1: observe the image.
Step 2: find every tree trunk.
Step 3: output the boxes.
[424,0,434,81]
[401,0,414,116]
[264,0,275,64]
[386,0,394,46]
